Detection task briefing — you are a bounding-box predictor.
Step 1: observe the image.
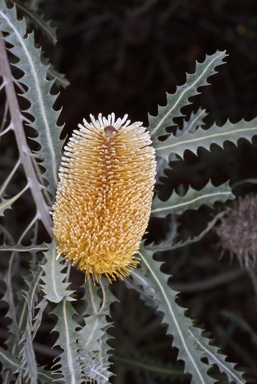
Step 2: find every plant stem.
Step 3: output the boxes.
[0,32,53,237]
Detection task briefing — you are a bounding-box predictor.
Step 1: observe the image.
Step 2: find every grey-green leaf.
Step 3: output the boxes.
[155,118,257,161]
[178,107,208,135]
[0,185,29,216]
[40,242,75,303]
[147,212,225,252]
[9,0,57,44]
[188,327,245,383]
[149,51,226,141]
[0,1,64,196]
[137,246,215,384]
[151,181,234,218]
[52,300,83,383]
[78,278,116,383]
[136,245,245,383]
[18,268,43,383]
[0,243,49,252]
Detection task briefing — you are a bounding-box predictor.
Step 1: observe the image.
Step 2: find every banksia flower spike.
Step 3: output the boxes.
[52,113,156,282]
[215,194,257,268]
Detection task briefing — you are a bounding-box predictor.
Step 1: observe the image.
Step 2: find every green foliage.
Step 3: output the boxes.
[148,51,227,142]
[0,1,256,383]
[136,245,245,384]
[151,181,234,217]
[0,0,64,198]
[40,242,75,303]
[154,118,257,161]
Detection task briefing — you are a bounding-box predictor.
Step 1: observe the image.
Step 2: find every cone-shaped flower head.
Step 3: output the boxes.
[215,194,257,268]
[52,113,156,281]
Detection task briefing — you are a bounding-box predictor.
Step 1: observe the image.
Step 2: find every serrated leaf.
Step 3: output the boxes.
[38,366,59,384]
[155,108,208,191]
[83,277,117,316]
[40,242,74,303]
[9,0,57,44]
[10,265,46,383]
[0,2,64,196]
[19,333,38,383]
[0,347,54,383]
[47,63,70,89]
[83,278,104,316]
[2,256,21,352]
[137,246,215,384]
[0,243,48,252]
[52,300,83,383]
[147,212,225,252]
[78,278,116,383]
[151,181,234,218]
[178,107,208,135]
[135,245,245,383]
[188,327,245,383]
[149,51,226,141]
[0,346,19,373]
[78,315,106,352]
[40,52,70,89]
[155,118,257,161]
[0,184,29,216]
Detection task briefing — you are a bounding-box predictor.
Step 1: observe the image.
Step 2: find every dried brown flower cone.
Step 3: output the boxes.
[52,113,156,281]
[215,194,257,268]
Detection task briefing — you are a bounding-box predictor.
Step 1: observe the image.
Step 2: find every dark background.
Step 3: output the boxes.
[3,0,257,383]
[46,0,257,128]
[41,1,257,383]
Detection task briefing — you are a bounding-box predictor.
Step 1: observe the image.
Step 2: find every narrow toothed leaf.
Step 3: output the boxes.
[0,243,49,252]
[78,278,116,383]
[155,119,257,161]
[52,300,83,383]
[155,108,208,190]
[18,268,44,383]
[0,347,19,374]
[78,315,106,352]
[135,245,245,383]
[149,51,226,141]
[179,108,208,135]
[137,246,215,384]
[9,0,57,44]
[47,63,70,88]
[40,242,75,303]
[151,181,234,218]
[0,2,64,196]
[40,53,70,88]
[0,185,28,216]
[0,346,55,383]
[188,327,245,383]
[147,212,225,252]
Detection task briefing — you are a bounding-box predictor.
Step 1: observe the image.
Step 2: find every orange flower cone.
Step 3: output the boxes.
[52,113,156,281]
